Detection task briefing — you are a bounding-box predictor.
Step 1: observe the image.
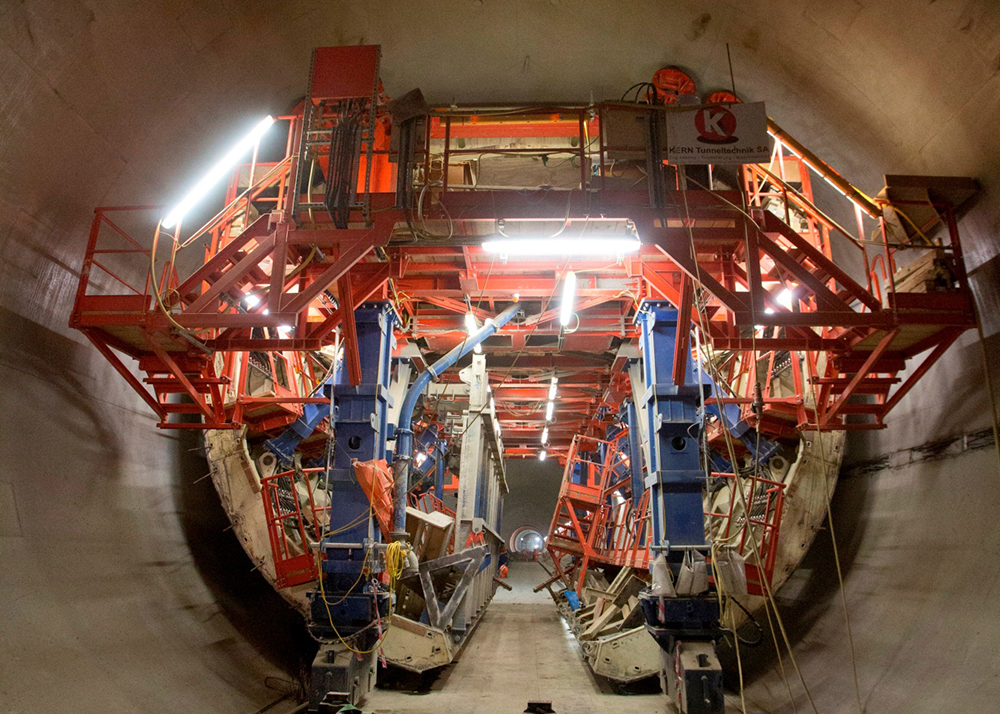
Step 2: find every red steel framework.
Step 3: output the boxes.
[546,434,652,592]
[260,466,329,589]
[545,434,786,595]
[68,45,978,465]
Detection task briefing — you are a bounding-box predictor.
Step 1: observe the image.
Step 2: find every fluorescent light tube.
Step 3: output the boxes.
[162,115,275,229]
[481,236,641,256]
[560,271,576,327]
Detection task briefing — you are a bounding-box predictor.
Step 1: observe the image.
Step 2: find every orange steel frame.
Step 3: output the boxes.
[546,434,786,595]
[260,467,329,588]
[69,46,976,466]
[546,434,652,592]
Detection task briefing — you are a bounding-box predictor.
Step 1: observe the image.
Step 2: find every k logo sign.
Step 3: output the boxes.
[694,106,738,144]
[666,101,769,164]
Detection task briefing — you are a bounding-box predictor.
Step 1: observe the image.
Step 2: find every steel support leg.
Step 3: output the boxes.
[634,301,724,714]
[307,302,395,712]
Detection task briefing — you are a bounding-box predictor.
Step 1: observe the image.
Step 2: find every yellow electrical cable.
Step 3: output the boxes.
[316,558,386,655]
[311,488,414,657]
[315,535,410,657]
[149,222,212,337]
[384,540,408,589]
[315,546,371,608]
[150,219,318,343]
[711,540,749,714]
[884,202,937,247]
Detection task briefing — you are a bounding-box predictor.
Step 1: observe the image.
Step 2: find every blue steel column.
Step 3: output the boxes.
[434,446,446,497]
[323,302,395,544]
[635,300,725,714]
[309,302,395,635]
[306,301,396,713]
[636,302,710,557]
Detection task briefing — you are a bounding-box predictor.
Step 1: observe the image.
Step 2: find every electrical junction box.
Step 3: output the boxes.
[309,45,380,102]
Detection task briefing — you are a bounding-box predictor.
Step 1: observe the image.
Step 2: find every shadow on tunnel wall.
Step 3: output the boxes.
[0,307,125,469]
[174,420,317,686]
[717,464,873,687]
[2,305,313,692]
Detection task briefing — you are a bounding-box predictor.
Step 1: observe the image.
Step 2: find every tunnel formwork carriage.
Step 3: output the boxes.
[66,44,980,713]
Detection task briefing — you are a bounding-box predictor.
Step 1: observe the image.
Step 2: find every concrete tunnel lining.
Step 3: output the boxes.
[2,2,999,712]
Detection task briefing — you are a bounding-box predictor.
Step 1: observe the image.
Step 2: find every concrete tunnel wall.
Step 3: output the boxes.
[1,2,999,712]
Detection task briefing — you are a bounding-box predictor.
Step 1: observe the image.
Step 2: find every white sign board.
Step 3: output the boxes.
[666,102,770,165]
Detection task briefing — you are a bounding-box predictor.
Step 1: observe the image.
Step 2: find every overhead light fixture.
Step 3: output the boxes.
[481,236,641,257]
[548,376,558,401]
[539,450,547,461]
[560,271,576,327]
[464,312,482,354]
[277,325,293,338]
[244,293,261,308]
[545,401,555,422]
[541,426,549,445]
[162,115,276,229]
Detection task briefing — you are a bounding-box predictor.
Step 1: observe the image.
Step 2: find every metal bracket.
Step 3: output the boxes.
[417,545,488,630]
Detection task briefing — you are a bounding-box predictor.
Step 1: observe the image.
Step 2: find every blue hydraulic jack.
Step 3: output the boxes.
[634,302,725,714]
[300,303,396,712]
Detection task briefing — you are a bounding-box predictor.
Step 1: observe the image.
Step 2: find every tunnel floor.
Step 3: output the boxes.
[367,562,667,714]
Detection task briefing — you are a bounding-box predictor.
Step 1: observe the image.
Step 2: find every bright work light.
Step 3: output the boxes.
[481,237,641,256]
[464,312,482,354]
[560,271,577,327]
[162,115,275,229]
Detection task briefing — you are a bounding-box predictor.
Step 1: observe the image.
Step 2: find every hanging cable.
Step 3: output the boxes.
[679,180,818,713]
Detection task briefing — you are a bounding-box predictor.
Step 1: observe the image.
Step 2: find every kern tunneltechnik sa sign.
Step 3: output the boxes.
[666,102,770,165]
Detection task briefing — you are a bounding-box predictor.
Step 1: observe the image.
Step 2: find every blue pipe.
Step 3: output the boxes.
[263,371,337,465]
[391,299,522,538]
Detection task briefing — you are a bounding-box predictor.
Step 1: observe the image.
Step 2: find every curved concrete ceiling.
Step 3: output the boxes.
[2,2,998,713]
